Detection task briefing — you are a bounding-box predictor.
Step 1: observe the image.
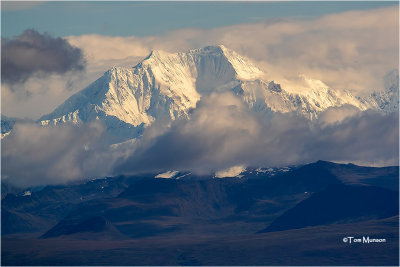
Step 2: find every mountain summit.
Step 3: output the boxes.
[37,45,398,142]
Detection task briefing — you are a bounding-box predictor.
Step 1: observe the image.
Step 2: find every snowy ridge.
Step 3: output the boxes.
[33,45,398,142]
[1,115,16,138]
[369,70,399,113]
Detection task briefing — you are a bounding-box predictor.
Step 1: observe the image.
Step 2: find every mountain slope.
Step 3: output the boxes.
[261,184,399,233]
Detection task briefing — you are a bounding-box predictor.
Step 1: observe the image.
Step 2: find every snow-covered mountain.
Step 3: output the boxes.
[5,45,398,141]
[38,45,265,140]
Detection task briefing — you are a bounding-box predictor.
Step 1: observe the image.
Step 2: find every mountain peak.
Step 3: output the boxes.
[137,45,263,82]
[191,44,263,81]
[188,44,227,55]
[144,45,228,63]
[145,49,169,60]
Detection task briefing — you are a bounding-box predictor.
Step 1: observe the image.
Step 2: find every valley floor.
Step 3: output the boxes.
[2,216,398,266]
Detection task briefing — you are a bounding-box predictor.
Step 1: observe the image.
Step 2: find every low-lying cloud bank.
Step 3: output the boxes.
[115,93,399,175]
[3,92,398,188]
[2,122,110,187]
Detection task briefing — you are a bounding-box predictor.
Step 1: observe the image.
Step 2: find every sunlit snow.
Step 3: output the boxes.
[155,170,179,179]
[215,165,246,178]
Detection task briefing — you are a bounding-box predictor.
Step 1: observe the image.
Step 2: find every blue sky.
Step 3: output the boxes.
[2,1,397,38]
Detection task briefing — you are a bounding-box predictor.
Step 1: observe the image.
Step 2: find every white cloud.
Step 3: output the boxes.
[2,72,92,119]
[318,105,361,125]
[67,34,148,69]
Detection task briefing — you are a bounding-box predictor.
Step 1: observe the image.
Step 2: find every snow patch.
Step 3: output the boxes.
[155,170,179,179]
[22,191,31,196]
[175,172,191,180]
[278,167,291,172]
[1,131,11,139]
[215,165,246,178]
